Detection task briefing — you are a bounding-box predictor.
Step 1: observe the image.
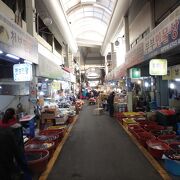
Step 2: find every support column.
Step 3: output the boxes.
[111,43,117,69]
[104,55,108,75]
[29,64,38,114]
[26,0,36,36]
[124,16,130,52]
[52,35,55,52]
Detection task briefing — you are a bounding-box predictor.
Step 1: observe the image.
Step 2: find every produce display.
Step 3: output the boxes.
[34,134,59,142]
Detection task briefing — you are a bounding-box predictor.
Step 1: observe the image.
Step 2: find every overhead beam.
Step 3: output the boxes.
[42,0,78,53]
[101,0,132,56]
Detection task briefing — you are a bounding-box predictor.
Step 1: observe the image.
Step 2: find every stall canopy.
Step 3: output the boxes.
[37,56,71,81]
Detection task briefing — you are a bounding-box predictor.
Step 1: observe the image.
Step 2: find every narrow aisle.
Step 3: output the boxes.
[48,104,163,180]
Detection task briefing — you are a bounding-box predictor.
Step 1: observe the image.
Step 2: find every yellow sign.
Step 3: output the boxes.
[149,59,167,75]
[52,81,60,90]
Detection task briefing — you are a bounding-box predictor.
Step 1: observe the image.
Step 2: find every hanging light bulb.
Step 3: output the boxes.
[144,82,149,88]
[169,83,175,89]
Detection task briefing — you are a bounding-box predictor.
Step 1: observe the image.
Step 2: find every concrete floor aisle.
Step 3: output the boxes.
[48,103,163,180]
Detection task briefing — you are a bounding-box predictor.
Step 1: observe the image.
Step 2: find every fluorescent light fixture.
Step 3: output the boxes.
[0,50,3,54]
[24,60,32,64]
[175,78,180,82]
[6,54,20,60]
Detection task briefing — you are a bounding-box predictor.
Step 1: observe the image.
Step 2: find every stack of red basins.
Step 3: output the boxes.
[128,123,156,148]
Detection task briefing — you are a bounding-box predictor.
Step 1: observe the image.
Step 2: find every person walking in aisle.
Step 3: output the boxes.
[107,91,115,117]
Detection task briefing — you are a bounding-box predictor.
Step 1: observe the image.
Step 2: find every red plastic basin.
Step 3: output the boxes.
[33,133,59,147]
[26,150,49,174]
[151,130,176,137]
[40,129,64,140]
[25,140,55,158]
[139,121,157,126]
[128,124,143,133]
[158,135,180,145]
[143,125,165,132]
[169,142,180,151]
[136,132,155,148]
[147,139,170,159]
[158,109,175,116]
[131,129,145,139]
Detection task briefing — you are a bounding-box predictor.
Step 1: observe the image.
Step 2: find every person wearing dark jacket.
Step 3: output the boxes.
[0,108,31,180]
[107,92,115,117]
[0,128,30,180]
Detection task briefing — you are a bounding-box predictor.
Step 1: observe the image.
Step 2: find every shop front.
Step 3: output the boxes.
[119,6,180,112]
[142,6,180,110]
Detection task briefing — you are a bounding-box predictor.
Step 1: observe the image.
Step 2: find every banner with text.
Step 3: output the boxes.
[0,12,38,63]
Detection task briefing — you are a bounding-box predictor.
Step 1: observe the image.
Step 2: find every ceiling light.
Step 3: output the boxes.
[0,86,2,89]
[45,78,49,81]
[0,50,3,54]
[43,17,52,26]
[169,83,175,89]
[175,78,180,82]
[6,54,20,60]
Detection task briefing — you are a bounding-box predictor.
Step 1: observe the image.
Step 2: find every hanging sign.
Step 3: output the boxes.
[130,68,141,78]
[144,6,180,60]
[149,59,167,75]
[0,12,38,63]
[52,81,61,90]
[13,63,32,81]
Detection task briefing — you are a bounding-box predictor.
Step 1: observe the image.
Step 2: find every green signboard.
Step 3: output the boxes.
[130,68,141,78]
